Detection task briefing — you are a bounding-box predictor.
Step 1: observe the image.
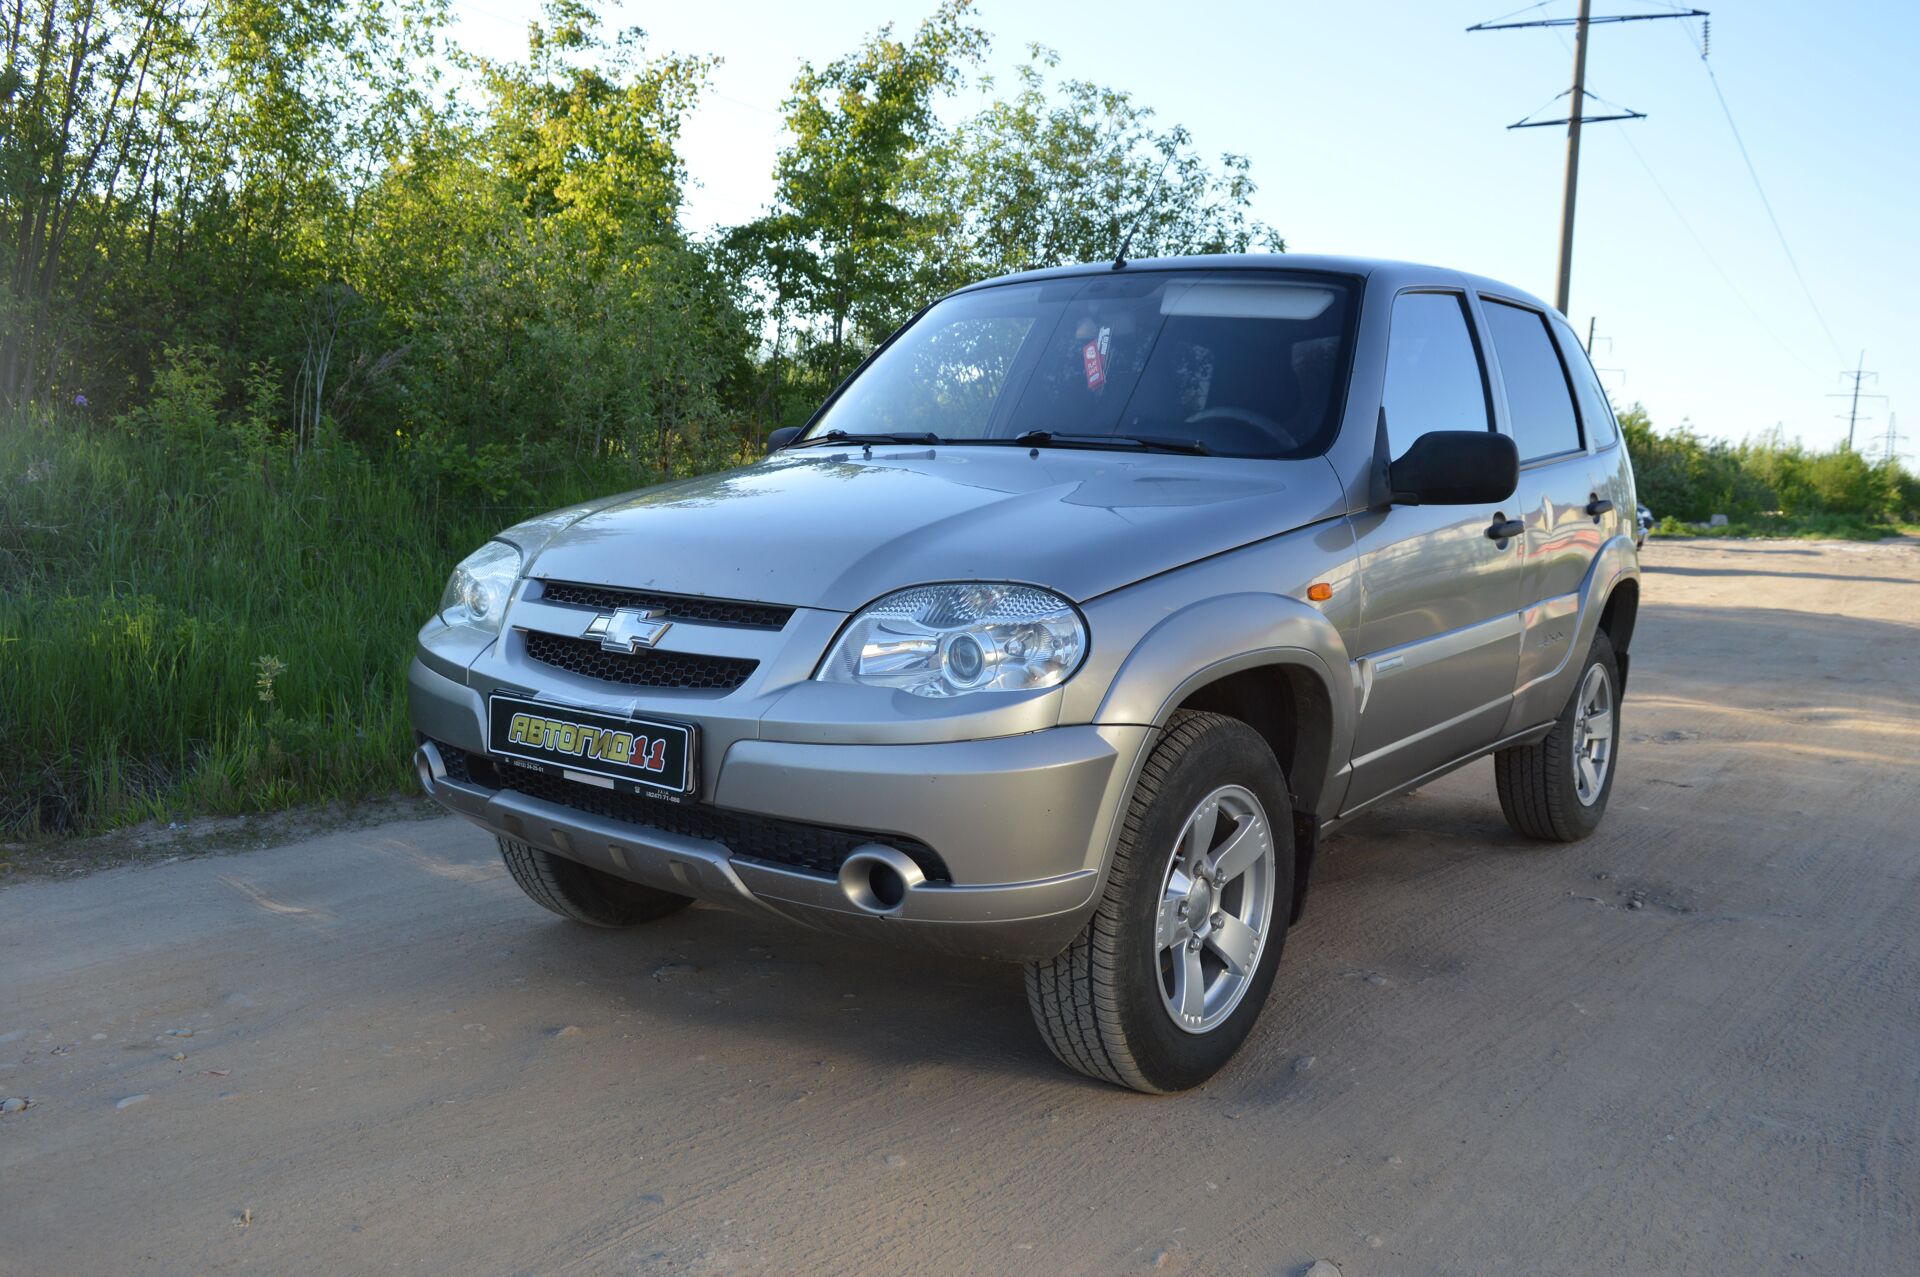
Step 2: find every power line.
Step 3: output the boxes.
[1520,14,1835,384]
[1605,125,1814,373]
[1476,0,1561,28]
[1470,1,1704,313]
[1677,18,1844,358]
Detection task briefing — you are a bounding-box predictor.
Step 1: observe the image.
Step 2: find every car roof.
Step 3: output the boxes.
[946,252,1561,318]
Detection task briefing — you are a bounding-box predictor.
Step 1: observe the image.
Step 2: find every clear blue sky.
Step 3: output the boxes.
[447,1,1916,458]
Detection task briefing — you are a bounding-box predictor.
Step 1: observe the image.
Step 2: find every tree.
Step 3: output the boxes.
[939,47,1284,282]
[474,0,708,250]
[726,14,1289,405]
[2,0,193,406]
[726,0,987,378]
[1,0,439,410]
[353,2,751,465]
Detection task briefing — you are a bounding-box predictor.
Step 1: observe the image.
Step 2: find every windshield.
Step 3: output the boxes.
[803,270,1357,459]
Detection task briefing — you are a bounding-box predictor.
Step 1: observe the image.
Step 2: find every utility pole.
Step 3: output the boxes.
[1829,351,1883,450]
[1556,0,1593,315]
[1470,4,1708,314]
[1879,412,1905,466]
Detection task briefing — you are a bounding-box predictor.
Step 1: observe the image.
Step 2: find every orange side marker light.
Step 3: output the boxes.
[1307,582,1333,602]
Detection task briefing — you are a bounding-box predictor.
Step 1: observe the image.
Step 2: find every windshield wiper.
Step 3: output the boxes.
[1013,430,1211,456]
[792,430,942,449]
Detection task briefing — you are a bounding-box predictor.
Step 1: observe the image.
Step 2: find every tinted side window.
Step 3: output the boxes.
[1551,317,1618,447]
[1381,291,1489,458]
[1483,300,1582,459]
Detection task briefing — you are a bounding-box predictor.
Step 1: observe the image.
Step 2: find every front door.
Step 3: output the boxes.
[1344,290,1526,812]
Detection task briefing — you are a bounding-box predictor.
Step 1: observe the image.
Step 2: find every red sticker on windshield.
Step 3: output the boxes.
[1082,327,1111,392]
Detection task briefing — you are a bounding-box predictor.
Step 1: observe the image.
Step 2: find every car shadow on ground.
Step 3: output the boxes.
[1646,564,1916,586]
[494,789,1532,1092]
[500,900,1074,1083]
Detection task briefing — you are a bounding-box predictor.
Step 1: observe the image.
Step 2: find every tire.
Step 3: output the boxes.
[1025,711,1294,1093]
[497,836,693,927]
[1494,630,1621,842]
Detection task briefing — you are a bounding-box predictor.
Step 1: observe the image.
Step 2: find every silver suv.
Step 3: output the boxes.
[411,255,1640,1092]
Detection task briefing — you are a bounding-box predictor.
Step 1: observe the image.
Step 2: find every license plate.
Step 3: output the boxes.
[487,694,696,795]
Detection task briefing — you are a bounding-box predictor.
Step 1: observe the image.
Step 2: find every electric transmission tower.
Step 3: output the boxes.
[1879,412,1906,466]
[1829,351,1885,451]
[1470,1,1708,313]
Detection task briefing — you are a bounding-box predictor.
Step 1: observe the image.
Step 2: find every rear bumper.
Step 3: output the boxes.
[409,658,1146,961]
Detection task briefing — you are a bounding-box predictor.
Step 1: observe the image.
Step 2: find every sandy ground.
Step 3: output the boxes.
[3,538,1917,1276]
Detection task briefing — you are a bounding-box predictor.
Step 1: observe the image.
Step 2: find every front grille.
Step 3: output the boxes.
[537,581,794,631]
[525,632,757,691]
[432,742,949,883]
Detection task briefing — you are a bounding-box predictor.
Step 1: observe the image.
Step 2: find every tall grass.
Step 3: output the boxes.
[0,406,735,837]
[1650,512,1913,542]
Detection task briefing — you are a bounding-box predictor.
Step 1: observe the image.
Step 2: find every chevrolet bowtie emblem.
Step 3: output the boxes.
[583,607,672,652]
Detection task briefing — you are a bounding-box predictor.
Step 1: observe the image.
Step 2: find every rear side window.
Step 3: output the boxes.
[1483,300,1582,460]
[1551,317,1619,447]
[1381,291,1490,458]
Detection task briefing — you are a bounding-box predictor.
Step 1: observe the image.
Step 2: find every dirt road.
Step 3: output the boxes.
[4,539,1917,1276]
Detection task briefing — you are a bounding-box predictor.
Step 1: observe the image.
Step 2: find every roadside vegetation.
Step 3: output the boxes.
[0,0,1281,837]
[1621,407,1918,540]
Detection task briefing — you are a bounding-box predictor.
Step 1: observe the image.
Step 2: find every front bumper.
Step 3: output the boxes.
[409,657,1146,961]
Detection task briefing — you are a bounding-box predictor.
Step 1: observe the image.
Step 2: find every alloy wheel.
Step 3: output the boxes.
[1571,663,1615,805]
[1153,784,1277,1033]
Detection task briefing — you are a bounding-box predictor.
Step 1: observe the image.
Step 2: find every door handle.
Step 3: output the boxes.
[1485,517,1525,542]
[1586,496,1614,518]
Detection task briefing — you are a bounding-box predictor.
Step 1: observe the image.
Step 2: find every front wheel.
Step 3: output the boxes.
[1494,631,1621,842]
[1025,711,1293,1093]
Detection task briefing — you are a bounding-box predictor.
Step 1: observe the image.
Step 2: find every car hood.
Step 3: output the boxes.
[516,446,1345,611]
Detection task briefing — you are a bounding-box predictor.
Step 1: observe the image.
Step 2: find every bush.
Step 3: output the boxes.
[1622,405,1917,526]
[0,407,726,837]
[1650,512,1902,542]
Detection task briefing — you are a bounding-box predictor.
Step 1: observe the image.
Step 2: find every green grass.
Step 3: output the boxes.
[0,410,710,837]
[1648,513,1911,542]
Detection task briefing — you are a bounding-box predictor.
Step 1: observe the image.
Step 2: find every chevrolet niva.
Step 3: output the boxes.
[412,255,1640,1092]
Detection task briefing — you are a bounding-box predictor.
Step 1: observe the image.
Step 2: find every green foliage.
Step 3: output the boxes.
[1652,513,1905,542]
[724,5,1284,405]
[1624,404,1918,535]
[942,47,1284,281]
[0,406,717,836]
[0,1,1300,835]
[723,0,990,378]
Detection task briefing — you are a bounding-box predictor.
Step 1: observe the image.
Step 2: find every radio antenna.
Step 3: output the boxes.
[1112,151,1178,270]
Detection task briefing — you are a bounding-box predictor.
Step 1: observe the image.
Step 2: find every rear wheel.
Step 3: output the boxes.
[1494,631,1621,842]
[1025,711,1293,1093]
[497,836,693,927]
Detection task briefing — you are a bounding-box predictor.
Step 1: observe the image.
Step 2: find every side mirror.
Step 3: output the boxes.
[766,426,802,453]
[1387,431,1518,505]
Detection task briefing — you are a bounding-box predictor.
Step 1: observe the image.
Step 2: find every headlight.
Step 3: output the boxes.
[438,541,521,633]
[817,584,1087,698]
